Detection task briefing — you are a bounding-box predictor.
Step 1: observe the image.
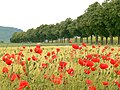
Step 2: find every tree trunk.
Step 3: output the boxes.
[61,38,62,43]
[61,38,63,43]
[60,39,61,43]
[64,38,65,43]
[80,36,83,43]
[57,39,59,43]
[67,38,70,43]
[105,37,108,45]
[48,40,49,43]
[118,35,120,45]
[55,40,57,43]
[55,39,58,43]
[86,36,88,44]
[52,40,53,43]
[95,35,98,45]
[90,35,93,45]
[40,39,41,42]
[75,37,77,43]
[60,38,63,43]
[101,36,103,45]
[110,35,113,45]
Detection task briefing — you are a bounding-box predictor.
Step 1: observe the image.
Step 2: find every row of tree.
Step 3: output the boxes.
[10,0,120,45]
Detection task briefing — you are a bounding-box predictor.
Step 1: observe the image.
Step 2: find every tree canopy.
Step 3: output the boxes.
[10,0,120,45]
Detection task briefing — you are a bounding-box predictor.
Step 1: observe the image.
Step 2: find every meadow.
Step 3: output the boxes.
[1,42,120,90]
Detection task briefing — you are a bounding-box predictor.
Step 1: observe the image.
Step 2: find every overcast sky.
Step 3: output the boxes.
[0,0,104,31]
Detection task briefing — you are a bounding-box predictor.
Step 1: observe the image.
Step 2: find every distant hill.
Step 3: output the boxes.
[0,26,23,42]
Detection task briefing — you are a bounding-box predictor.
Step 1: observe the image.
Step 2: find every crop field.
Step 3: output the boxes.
[0,43,120,90]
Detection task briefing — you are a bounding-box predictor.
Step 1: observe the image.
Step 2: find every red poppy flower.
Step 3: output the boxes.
[22,46,26,49]
[10,73,17,81]
[110,59,116,65]
[66,68,74,76]
[53,77,62,85]
[92,45,95,48]
[86,60,94,67]
[47,52,51,56]
[86,79,92,84]
[102,49,105,53]
[84,69,91,74]
[78,58,85,66]
[117,83,120,88]
[114,63,119,68]
[79,46,82,50]
[59,73,63,78]
[42,63,48,68]
[106,57,111,61]
[30,49,33,52]
[18,51,23,56]
[86,54,92,59]
[35,48,42,54]
[44,74,48,79]
[117,71,120,75]
[82,42,86,47]
[72,44,79,49]
[27,57,31,61]
[32,55,38,61]
[52,54,57,60]
[2,53,11,62]
[116,70,120,75]
[58,67,63,72]
[104,45,108,49]
[90,67,97,71]
[34,45,42,55]
[102,55,106,60]
[49,59,53,63]
[2,67,9,73]
[94,54,100,58]
[20,61,26,66]
[92,58,100,63]
[52,51,55,55]
[100,63,108,69]
[102,81,109,86]
[56,48,60,52]
[59,61,67,69]
[5,59,12,65]
[11,54,16,59]
[111,48,114,51]
[88,85,96,90]
[18,80,29,90]
[36,44,41,48]
[50,74,55,81]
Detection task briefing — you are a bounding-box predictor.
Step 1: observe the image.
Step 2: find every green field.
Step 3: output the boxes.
[1,36,120,47]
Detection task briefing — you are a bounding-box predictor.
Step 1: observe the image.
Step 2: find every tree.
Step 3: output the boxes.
[102,0,116,45]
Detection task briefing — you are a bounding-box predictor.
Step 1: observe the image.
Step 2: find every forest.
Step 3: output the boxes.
[10,0,120,45]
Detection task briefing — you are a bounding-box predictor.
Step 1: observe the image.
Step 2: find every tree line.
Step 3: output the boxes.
[10,0,120,45]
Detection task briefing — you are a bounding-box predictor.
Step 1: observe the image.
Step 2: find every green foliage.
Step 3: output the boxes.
[10,0,120,45]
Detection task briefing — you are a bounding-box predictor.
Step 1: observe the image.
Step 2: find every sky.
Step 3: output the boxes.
[0,0,104,31]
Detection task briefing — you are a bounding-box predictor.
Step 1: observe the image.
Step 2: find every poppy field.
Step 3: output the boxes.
[1,43,120,90]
